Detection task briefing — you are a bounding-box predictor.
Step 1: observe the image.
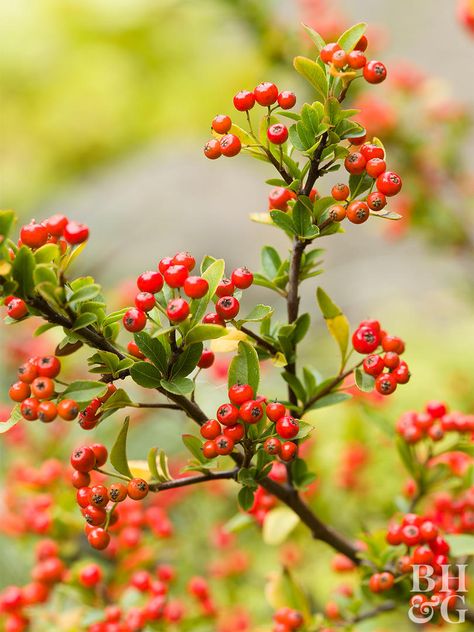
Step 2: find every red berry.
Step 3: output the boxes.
[367,191,386,211]
[254,82,278,106]
[233,90,255,111]
[128,341,145,359]
[223,423,245,442]
[36,355,61,378]
[202,312,225,326]
[280,441,297,461]
[77,486,91,509]
[202,440,218,459]
[216,278,234,297]
[267,123,288,145]
[7,298,28,320]
[268,187,296,211]
[44,214,68,236]
[204,139,221,159]
[184,276,209,299]
[63,221,89,244]
[82,504,107,526]
[363,354,385,376]
[135,292,156,312]
[331,183,349,201]
[20,397,40,421]
[90,484,109,508]
[426,401,447,418]
[275,415,299,439]
[216,296,240,320]
[127,478,149,500]
[352,326,380,353]
[220,133,241,157]
[382,335,405,354]
[57,398,79,421]
[215,434,234,455]
[383,351,400,369]
[376,171,402,196]
[360,143,384,161]
[277,90,296,109]
[108,483,127,502]
[216,403,239,427]
[331,49,347,68]
[320,43,341,64]
[172,251,195,271]
[363,60,387,84]
[137,271,164,293]
[197,350,214,369]
[90,443,108,467]
[201,419,221,440]
[88,527,110,550]
[71,470,90,489]
[20,221,48,248]
[378,572,394,591]
[355,35,368,51]
[17,361,38,383]
[347,200,370,224]
[347,50,366,69]
[164,264,188,288]
[166,298,190,322]
[266,401,286,422]
[158,257,173,274]
[401,524,421,547]
[38,400,57,423]
[123,308,147,332]
[71,446,96,472]
[239,400,264,424]
[420,521,438,542]
[329,204,347,222]
[344,152,366,175]
[231,267,253,289]
[386,524,402,545]
[212,114,232,134]
[375,373,397,395]
[79,563,103,588]
[366,158,386,178]
[264,437,281,455]
[9,381,31,402]
[228,383,254,405]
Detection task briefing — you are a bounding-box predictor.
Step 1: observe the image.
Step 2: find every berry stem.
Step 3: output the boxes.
[148,468,238,492]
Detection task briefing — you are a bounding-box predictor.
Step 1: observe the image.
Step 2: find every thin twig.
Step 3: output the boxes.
[149,468,238,492]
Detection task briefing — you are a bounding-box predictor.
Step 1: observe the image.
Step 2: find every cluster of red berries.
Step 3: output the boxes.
[328,143,402,225]
[123,252,253,335]
[320,35,387,85]
[397,401,474,444]
[70,443,150,550]
[352,320,409,395]
[429,488,474,535]
[0,539,65,632]
[272,607,304,631]
[199,384,299,462]
[8,355,79,423]
[78,383,117,430]
[18,215,89,250]
[203,81,296,159]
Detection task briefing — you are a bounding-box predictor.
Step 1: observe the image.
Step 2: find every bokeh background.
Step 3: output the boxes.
[1,0,474,630]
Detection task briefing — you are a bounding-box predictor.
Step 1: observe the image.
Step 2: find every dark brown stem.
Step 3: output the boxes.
[263,147,293,185]
[149,468,238,492]
[339,601,396,626]
[135,403,181,410]
[238,324,279,356]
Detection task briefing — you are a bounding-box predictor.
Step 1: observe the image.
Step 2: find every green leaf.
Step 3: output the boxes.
[102,308,129,328]
[293,313,311,343]
[130,362,162,388]
[261,246,282,279]
[59,380,107,404]
[316,287,349,360]
[11,246,35,298]
[182,434,206,464]
[270,210,296,235]
[133,332,168,374]
[185,324,226,345]
[370,209,403,220]
[263,507,300,545]
[34,243,60,264]
[302,23,326,52]
[34,322,58,337]
[307,392,352,410]
[191,258,225,323]
[0,405,22,434]
[101,388,133,412]
[237,304,273,323]
[68,283,101,308]
[337,23,367,52]
[160,377,194,396]
[313,196,335,222]
[282,372,307,404]
[444,534,474,557]
[0,209,16,240]
[171,343,203,378]
[238,487,255,511]
[293,56,328,103]
[355,367,375,392]
[147,447,161,481]
[110,417,133,478]
[228,341,260,393]
[396,437,417,477]
[349,172,373,197]
[72,312,97,331]
[33,264,57,288]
